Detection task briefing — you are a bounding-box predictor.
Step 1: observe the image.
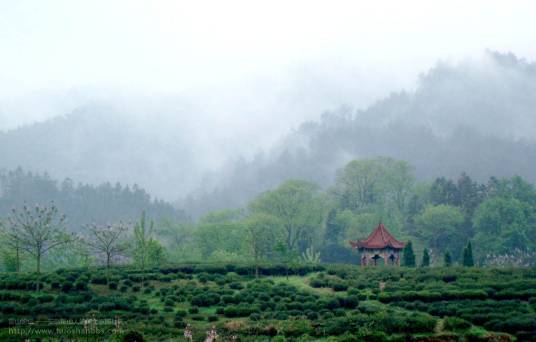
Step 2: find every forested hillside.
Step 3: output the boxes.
[183,52,536,216]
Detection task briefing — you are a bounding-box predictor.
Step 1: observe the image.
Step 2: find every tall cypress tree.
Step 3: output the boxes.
[462,241,474,267]
[402,241,416,267]
[444,250,452,267]
[421,248,430,267]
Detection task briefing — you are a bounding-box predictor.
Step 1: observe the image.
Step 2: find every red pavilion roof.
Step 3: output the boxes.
[350,223,405,250]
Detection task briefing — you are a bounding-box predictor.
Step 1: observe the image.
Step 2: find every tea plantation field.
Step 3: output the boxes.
[1,264,535,341]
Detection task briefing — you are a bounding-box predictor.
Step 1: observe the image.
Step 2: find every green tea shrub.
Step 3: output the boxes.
[61,281,73,292]
[122,330,144,342]
[190,292,220,306]
[74,281,87,291]
[341,295,359,309]
[443,316,472,331]
[228,282,244,290]
[221,295,239,304]
[332,283,348,292]
[37,294,54,303]
[91,275,108,285]
[159,275,173,282]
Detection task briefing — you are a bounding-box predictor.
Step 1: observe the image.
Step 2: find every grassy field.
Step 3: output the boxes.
[0,263,535,341]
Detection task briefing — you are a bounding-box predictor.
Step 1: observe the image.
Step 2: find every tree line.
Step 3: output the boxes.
[1,157,535,272]
[0,167,186,229]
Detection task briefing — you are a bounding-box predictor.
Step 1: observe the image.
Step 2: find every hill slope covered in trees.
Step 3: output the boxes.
[183,52,536,216]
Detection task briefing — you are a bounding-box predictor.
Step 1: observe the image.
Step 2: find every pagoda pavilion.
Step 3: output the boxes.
[350,223,405,266]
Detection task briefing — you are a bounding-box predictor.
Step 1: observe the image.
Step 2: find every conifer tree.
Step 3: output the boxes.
[462,241,474,267]
[402,240,416,267]
[444,250,452,267]
[421,248,430,267]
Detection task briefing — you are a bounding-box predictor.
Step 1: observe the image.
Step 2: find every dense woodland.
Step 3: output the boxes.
[0,168,185,228]
[1,156,535,273]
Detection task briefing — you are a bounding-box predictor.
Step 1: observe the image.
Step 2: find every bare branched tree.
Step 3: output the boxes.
[6,203,72,273]
[84,222,130,268]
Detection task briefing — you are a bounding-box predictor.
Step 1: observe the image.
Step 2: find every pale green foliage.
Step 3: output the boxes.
[155,219,201,261]
[44,238,94,271]
[133,211,165,269]
[194,209,248,260]
[332,157,415,212]
[414,205,464,255]
[147,239,166,265]
[0,248,18,272]
[250,180,326,254]
[245,213,283,262]
[473,197,532,254]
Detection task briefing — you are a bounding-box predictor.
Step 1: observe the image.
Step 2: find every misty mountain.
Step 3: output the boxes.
[183,51,536,216]
[1,51,536,218]
[0,101,213,198]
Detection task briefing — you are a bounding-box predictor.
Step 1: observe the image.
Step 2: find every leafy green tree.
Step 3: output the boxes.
[250,180,325,255]
[473,197,533,254]
[332,158,414,212]
[414,205,464,257]
[430,177,459,207]
[147,239,166,265]
[133,211,153,272]
[195,209,247,260]
[444,250,452,267]
[486,176,536,204]
[462,241,474,267]
[457,173,486,238]
[1,251,18,272]
[457,173,485,219]
[274,242,298,280]
[324,208,344,244]
[155,219,199,261]
[421,248,430,267]
[0,221,23,272]
[402,240,416,267]
[245,213,283,277]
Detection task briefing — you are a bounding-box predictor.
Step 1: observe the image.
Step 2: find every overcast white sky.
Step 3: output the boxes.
[1,0,536,131]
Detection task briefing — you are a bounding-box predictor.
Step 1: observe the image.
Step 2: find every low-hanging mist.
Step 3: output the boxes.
[1,51,536,217]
